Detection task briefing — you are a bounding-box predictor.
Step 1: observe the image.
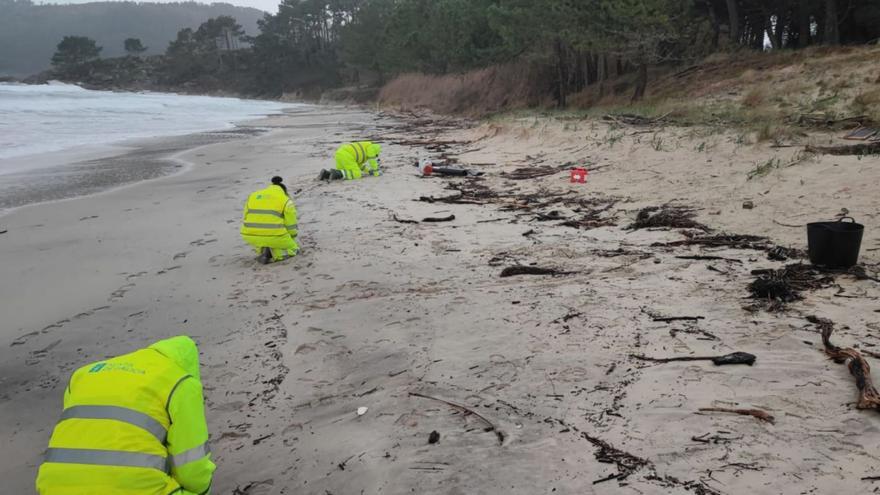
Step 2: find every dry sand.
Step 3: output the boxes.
[1,105,879,494]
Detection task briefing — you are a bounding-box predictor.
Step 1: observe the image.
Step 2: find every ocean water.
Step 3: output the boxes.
[0,82,290,167]
[0,82,294,210]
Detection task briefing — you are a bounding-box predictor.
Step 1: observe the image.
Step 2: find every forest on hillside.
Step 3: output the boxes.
[0,0,264,76]
[34,0,880,103]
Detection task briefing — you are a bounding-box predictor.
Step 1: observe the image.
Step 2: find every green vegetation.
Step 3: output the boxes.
[124,39,147,57]
[0,0,263,76]
[747,157,782,180]
[28,0,880,106]
[51,36,102,76]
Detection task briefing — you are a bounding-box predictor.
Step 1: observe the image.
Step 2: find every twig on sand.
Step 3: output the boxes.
[422,215,455,223]
[691,432,744,443]
[499,265,575,278]
[582,433,649,483]
[337,454,355,470]
[581,431,721,493]
[652,316,706,323]
[409,392,504,444]
[697,407,775,424]
[805,142,880,156]
[631,352,756,366]
[669,327,719,341]
[813,315,880,411]
[747,264,835,311]
[629,205,708,231]
[392,214,418,224]
[418,194,484,205]
[849,265,880,283]
[675,255,742,263]
[772,219,804,228]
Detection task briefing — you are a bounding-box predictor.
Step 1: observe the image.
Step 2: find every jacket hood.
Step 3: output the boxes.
[368,143,382,158]
[149,335,201,380]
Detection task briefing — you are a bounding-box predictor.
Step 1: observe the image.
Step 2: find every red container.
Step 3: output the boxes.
[570,168,588,183]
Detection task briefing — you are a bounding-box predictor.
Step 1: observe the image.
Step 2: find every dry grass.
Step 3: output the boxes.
[378,62,553,117]
[378,45,880,131]
[742,88,767,108]
[852,88,880,121]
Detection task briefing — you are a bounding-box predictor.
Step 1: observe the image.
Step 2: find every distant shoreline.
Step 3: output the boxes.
[0,78,301,105]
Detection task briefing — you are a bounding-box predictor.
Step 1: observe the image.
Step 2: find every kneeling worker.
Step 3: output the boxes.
[36,336,215,495]
[319,141,382,180]
[241,176,299,264]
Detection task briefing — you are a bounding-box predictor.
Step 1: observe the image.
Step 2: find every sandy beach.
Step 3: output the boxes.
[1,104,879,494]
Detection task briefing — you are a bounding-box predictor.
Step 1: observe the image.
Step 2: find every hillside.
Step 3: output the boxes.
[0,0,265,77]
[378,45,880,132]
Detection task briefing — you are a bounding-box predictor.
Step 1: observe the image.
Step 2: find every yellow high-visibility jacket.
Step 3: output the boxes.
[240,184,298,251]
[335,142,382,179]
[36,336,215,495]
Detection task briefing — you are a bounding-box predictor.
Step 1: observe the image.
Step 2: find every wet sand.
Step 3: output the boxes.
[1,105,878,494]
[0,127,266,211]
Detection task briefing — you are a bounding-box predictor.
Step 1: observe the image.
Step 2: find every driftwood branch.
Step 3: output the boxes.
[394,214,457,224]
[697,407,775,424]
[631,352,756,366]
[814,316,880,411]
[409,392,504,444]
[392,214,418,224]
[422,215,456,223]
[805,142,880,156]
[499,266,575,278]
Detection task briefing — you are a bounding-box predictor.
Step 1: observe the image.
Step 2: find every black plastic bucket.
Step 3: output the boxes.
[807,217,864,268]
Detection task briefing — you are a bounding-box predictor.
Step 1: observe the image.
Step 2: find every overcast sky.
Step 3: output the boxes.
[38,0,279,14]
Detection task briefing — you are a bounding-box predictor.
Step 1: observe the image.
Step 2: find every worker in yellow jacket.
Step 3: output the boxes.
[318,141,382,181]
[241,176,298,264]
[36,335,215,495]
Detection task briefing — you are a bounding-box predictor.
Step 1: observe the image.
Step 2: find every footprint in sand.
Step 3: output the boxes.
[306,327,334,337]
[294,344,316,355]
[10,331,39,347]
[173,251,189,260]
[125,271,148,282]
[554,366,589,382]
[189,238,218,247]
[78,215,99,221]
[215,431,250,444]
[156,266,182,275]
[39,319,70,334]
[74,306,109,319]
[109,284,135,301]
[26,340,62,366]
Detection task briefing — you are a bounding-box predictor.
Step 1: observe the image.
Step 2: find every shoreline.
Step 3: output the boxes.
[0,82,307,214]
[0,104,340,215]
[0,127,263,214]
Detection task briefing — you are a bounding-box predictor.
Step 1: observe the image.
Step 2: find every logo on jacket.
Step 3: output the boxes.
[88,362,146,375]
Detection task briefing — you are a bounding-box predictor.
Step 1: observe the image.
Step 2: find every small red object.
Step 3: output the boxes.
[570,167,588,183]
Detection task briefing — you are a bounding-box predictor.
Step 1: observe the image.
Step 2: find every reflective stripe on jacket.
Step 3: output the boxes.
[337,141,380,166]
[36,336,215,495]
[240,185,297,239]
